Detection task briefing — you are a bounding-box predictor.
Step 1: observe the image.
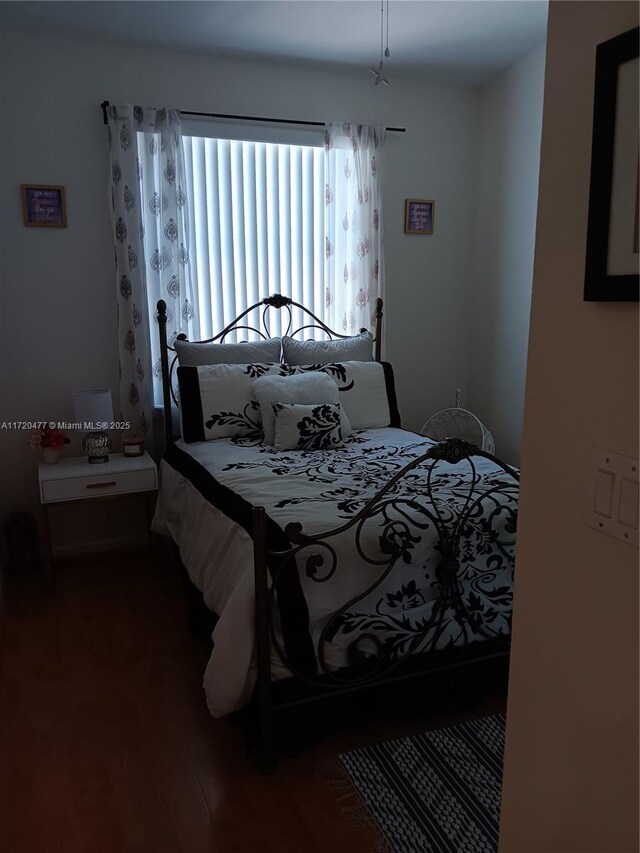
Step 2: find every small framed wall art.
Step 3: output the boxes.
[404,199,434,234]
[21,184,67,228]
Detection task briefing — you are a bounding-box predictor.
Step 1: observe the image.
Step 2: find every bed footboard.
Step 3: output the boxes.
[251,437,519,769]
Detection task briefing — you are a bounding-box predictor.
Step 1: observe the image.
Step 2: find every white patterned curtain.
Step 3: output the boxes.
[106,104,199,450]
[324,123,385,335]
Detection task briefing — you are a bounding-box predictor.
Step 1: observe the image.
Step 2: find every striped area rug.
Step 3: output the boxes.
[338,715,505,853]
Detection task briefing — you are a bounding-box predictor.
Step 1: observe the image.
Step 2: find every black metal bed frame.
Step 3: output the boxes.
[158,294,383,447]
[156,295,519,769]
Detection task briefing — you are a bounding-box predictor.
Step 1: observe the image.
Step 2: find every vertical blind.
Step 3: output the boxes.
[182,135,326,343]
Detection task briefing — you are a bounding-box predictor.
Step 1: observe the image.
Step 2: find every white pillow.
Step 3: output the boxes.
[252,372,352,445]
[272,402,344,451]
[289,362,392,430]
[282,331,373,366]
[177,363,289,442]
[174,336,281,366]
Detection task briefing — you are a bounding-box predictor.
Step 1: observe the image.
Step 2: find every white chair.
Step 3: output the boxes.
[420,407,495,455]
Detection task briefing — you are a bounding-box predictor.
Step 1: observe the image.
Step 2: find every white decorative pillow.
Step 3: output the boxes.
[272,402,344,451]
[290,362,399,430]
[174,337,281,366]
[252,371,352,446]
[282,331,373,366]
[177,363,289,442]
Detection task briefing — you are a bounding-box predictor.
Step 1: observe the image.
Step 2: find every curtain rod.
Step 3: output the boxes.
[100,101,406,133]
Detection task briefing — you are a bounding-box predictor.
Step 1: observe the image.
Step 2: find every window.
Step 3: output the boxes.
[181,132,327,342]
[110,107,382,433]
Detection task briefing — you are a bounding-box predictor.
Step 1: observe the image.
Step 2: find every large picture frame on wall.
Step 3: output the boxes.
[584,26,639,302]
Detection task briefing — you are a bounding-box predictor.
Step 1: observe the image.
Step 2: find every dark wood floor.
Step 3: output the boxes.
[0,551,507,853]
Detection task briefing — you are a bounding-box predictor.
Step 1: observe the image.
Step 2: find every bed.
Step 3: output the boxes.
[152,295,519,767]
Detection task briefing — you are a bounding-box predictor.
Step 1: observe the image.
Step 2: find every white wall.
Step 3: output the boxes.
[499,3,639,851]
[468,43,546,464]
[0,30,480,538]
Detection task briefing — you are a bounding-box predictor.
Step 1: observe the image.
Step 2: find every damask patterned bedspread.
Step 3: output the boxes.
[153,428,517,717]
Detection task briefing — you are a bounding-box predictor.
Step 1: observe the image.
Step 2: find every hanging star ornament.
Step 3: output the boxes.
[370,0,391,85]
[370,60,390,86]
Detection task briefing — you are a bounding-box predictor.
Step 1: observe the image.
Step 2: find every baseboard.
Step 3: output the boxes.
[52,533,147,561]
[54,544,152,569]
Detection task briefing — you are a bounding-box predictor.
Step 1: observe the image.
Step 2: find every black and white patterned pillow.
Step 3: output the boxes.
[253,371,352,446]
[272,402,344,451]
[177,363,289,442]
[289,361,401,430]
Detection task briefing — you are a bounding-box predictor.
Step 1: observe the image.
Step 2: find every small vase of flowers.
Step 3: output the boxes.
[28,425,71,464]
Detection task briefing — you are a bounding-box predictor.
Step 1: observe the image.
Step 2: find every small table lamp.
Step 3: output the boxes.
[72,389,114,464]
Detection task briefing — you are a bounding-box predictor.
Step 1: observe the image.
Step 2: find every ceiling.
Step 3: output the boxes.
[0,0,548,86]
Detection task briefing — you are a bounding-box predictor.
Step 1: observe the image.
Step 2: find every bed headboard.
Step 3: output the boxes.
[157,294,384,447]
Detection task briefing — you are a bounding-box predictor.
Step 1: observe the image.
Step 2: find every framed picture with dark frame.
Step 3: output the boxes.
[21,184,67,228]
[584,25,639,301]
[404,199,434,234]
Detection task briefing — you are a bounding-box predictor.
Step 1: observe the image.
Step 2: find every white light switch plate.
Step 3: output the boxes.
[584,447,639,548]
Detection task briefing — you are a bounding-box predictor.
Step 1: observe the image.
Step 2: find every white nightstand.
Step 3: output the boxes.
[38,452,158,580]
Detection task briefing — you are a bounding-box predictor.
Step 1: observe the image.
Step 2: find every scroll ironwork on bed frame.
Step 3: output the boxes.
[156,295,517,770]
[156,295,384,447]
[251,437,519,768]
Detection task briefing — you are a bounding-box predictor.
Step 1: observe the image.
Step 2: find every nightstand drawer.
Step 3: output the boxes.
[41,467,157,503]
